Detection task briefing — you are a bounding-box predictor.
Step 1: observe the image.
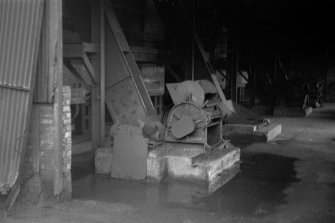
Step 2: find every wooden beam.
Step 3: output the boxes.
[211,74,227,102]
[63,42,99,58]
[104,0,156,116]
[82,54,97,83]
[66,59,93,86]
[103,0,131,52]
[100,0,106,145]
[227,24,238,102]
[238,70,248,82]
[50,0,65,196]
[91,0,102,149]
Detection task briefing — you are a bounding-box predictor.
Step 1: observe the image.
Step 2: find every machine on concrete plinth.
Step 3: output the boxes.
[165,81,228,148]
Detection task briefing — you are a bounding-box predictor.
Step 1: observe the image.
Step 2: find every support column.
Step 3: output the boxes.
[91,0,102,150]
[227,36,238,101]
[227,6,238,102]
[50,0,67,197]
[184,37,193,80]
[100,1,106,145]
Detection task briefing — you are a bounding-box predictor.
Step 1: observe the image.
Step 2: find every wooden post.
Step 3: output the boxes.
[49,0,64,196]
[249,63,255,108]
[191,0,195,81]
[227,11,238,102]
[100,1,106,145]
[227,38,238,102]
[91,0,102,150]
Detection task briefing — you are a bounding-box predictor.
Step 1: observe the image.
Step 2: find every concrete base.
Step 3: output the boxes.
[146,156,167,182]
[147,143,204,182]
[223,122,282,142]
[147,142,240,190]
[95,148,113,174]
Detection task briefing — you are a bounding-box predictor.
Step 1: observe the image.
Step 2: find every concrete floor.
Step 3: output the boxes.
[4,104,335,223]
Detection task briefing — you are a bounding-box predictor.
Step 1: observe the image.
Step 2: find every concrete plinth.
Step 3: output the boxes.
[147,143,204,182]
[146,156,167,182]
[95,148,113,174]
[146,142,240,190]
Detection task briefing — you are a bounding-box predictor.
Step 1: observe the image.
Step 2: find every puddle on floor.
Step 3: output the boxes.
[198,152,299,217]
[72,152,299,218]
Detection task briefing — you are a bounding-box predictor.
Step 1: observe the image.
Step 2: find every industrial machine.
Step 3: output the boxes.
[165,80,227,148]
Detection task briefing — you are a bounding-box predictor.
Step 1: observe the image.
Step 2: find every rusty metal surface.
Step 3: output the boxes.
[0,0,44,193]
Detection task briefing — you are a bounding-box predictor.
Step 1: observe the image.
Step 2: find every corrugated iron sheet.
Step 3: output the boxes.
[0,0,44,193]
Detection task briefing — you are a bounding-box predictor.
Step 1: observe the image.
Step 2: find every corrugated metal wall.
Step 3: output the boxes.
[0,0,44,193]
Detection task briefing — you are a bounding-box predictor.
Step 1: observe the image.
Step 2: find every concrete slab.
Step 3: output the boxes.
[207,162,240,193]
[148,143,204,159]
[167,155,207,181]
[164,162,240,205]
[146,142,240,187]
[95,148,113,174]
[146,156,167,182]
[147,143,204,182]
[256,123,282,141]
[193,146,240,182]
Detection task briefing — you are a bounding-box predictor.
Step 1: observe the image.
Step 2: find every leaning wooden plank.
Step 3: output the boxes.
[104,0,156,116]
[82,54,97,84]
[103,0,131,52]
[63,42,99,58]
[211,74,227,102]
[124,53,156,115]
[67,59,93,86]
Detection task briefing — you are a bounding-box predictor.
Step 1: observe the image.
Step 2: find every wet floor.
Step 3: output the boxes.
[198,153,299,217]
[4,104,335,223]
[72,152,300,219]
[71,152,95,181]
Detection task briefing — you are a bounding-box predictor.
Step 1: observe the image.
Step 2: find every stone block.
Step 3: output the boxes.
[95,148,113,174]
[147,142,240,186]
[147,143,204,182]
[146,156,167,182]
[256,123,282,141]
[207,162,240,193]
[193,146,240,182]
[167,155,207,181]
